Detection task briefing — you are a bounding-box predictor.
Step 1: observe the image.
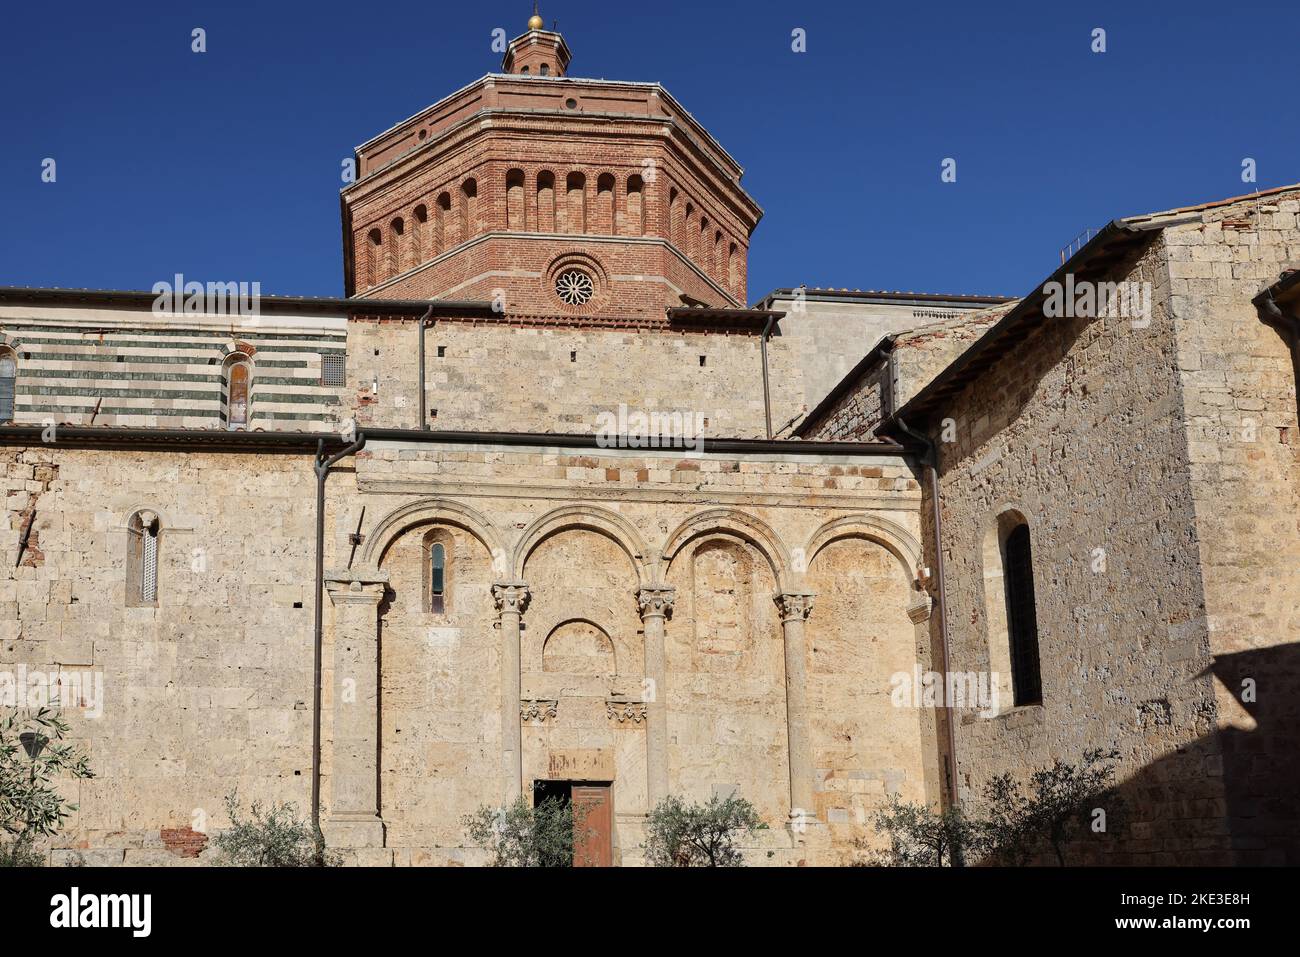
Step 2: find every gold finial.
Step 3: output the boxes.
[528,3,544,31]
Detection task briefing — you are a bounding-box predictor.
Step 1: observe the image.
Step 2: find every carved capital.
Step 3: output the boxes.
[606,697,648,724]
[637,585,676,620]
[492,582,530,616]
[520,699,558,723]
[774,592,816,622]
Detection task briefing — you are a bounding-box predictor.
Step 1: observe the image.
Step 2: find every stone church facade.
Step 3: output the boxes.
[2,14,1297,865]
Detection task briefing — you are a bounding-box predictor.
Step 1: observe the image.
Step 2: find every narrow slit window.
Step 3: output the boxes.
[1005,523,1042,706]
[141,523,159,604]
[128,511,161,607]
[0,349,15,422]
[430,542,446,614]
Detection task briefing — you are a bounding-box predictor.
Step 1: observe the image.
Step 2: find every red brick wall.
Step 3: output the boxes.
[343,77,760,318]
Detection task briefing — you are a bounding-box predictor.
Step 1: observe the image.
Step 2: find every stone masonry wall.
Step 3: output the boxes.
[802,364,888,442]
[347,318,806,439]
[3,439,933,866]
[1162,189,1300,863]
[0,447,316,865]
[932,235,1232,864]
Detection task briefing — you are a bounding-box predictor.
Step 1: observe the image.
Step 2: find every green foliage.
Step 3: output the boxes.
[464,795,587,867]
[213,792,339,867]
[858,793,979,866]
[866,749,1123,867]
[644,794,766,867]
[0,833,45,867]
[981,748,1122,866]
[0,707,93,840]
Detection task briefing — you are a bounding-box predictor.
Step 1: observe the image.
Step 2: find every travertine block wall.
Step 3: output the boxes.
[4,439,932,866]
[0,448,316,865]
[347,318,806,438]
[1162,193,1300,863]
[762,294,1006,414]
[800,307,1010,443]
[930,236,1231,864]
[346,440,932,864]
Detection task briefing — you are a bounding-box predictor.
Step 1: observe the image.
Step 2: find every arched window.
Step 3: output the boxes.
[983,511,1042,710]
[223,354,251,430]
[127,510,161,607]
[506,169,526,230]
[539,63,550,76]
[626,175,645,236]
[536,171,556,231]
[728,242,739,294]
[1004,523,1042,705]
[0,347,16,422]
[699,217,712,274]
[423,529,453,614]
[430,542,446,613]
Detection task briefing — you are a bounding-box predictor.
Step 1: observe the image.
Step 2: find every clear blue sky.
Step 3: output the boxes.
[1,0,1293,303]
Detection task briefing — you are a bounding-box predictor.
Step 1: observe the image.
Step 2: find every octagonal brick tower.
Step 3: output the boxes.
[341,12,762,322]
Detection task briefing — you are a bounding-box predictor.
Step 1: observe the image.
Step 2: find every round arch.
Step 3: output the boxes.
[512,504,649,585]
[659,508,792,593]
[540,617,618,674]
[803,514,923,580]
[362,497,507,570]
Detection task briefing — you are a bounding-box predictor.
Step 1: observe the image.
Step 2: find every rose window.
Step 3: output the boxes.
[555,269,594,305]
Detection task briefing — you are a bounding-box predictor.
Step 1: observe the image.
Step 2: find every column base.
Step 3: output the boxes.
[322,814,386,849]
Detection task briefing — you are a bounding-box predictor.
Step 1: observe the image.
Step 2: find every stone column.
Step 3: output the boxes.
[323,569,389,848]
[638,585,675,809]
[493,582,529,804]
[775,592,817,825]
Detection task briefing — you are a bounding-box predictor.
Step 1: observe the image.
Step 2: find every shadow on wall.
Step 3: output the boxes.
[1043,645,1300,866]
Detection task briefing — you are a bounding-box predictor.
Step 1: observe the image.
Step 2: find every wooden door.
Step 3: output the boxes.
[571,784,613,867]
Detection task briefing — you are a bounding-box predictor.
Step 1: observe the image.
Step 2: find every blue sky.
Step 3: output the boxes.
[1,0,1293,303]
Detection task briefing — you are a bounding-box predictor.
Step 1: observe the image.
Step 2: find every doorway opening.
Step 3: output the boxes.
[533,779,613,867]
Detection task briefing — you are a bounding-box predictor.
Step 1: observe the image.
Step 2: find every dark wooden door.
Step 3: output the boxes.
[571,784,613,867]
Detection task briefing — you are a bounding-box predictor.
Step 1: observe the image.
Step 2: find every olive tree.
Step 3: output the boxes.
[0,707,94,866]
[643,794,767,867]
